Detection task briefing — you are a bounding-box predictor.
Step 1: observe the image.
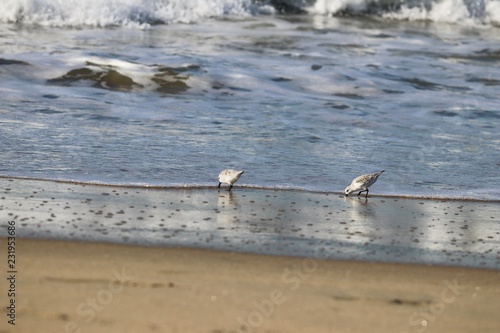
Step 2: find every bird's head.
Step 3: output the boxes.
[344,186,351,197]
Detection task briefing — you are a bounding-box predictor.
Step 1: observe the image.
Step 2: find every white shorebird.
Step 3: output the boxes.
[218,169,244,191]
[344,170,384,197]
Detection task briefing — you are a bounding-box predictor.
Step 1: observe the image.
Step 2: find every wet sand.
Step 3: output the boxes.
[5,238,500,333]
[1,177,499,269]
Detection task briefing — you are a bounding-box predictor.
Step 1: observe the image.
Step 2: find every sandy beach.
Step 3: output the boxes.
[1,177,499,332]
[2,1,500,331]
[2,238,500,333]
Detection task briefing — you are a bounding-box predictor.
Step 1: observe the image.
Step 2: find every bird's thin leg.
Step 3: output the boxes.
[218,182,221,188]
[365,189,369,198]
[357,191,363,196]
[228,184,233,191]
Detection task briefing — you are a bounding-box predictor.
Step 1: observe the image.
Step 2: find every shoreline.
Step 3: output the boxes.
[1,174,499,202]
[6,238,500,333]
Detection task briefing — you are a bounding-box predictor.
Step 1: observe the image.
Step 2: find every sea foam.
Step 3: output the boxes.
[1,0,499,27]
[0,0,255,28]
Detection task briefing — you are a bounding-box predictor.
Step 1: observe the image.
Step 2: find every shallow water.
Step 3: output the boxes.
[1,0,499,201]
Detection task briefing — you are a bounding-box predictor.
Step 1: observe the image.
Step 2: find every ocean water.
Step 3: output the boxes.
[1,0,500,200]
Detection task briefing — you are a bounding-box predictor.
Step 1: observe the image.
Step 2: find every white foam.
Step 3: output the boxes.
[2,0,499,27]
[307,0,498,26]
[0,0,254,28]
[485,0,500,25]
[308,0,367,15]
[382,0,475,25]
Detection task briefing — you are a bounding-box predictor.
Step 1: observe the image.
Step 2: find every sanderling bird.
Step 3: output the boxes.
[218,169,244,191]
[344,170,384,197]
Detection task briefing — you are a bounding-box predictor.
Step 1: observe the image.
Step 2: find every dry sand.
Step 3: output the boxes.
[2,238,500,333]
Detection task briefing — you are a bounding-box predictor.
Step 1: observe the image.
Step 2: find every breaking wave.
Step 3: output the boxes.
[0,0,498,27]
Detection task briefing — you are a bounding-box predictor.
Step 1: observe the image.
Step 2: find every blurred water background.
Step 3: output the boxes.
[1,0,499,200]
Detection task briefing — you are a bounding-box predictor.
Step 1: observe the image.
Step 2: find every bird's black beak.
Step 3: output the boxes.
[345,194,348,197]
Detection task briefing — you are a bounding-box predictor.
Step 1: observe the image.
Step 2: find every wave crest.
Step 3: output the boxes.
[0,0,258,28]
[1,0,499,27]
[308,0,499,26]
